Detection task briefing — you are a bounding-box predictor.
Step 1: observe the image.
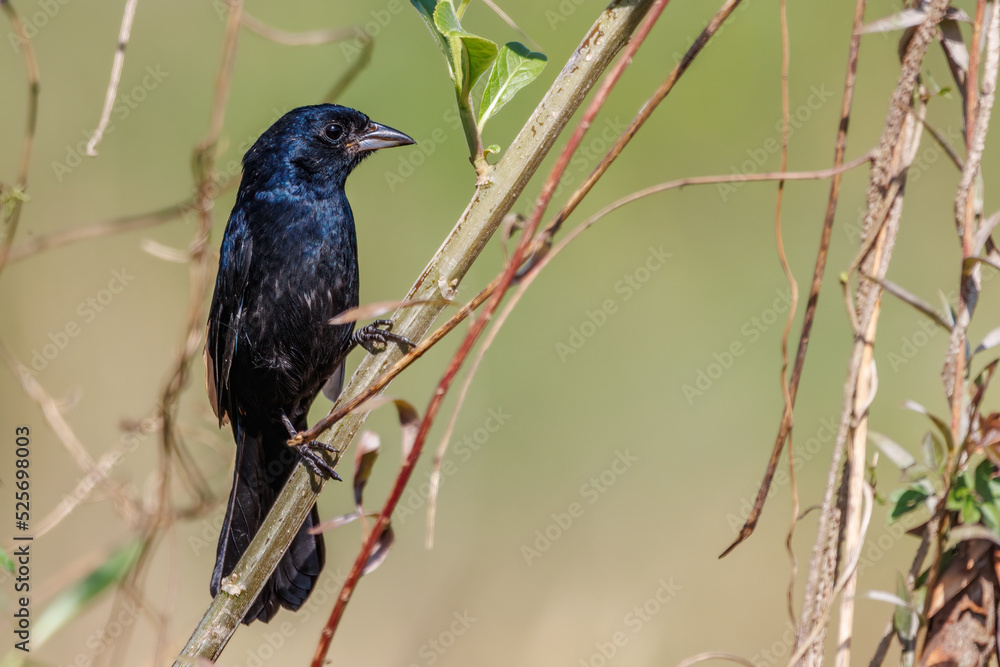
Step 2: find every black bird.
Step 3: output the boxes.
[204,104,413,623]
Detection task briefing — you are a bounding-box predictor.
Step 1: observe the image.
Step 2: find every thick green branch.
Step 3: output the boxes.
[171,0,655,663]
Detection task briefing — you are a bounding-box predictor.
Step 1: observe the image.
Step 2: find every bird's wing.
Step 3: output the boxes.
[205,209,253,425]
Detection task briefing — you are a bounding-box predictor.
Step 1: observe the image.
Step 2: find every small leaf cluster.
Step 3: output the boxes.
[410,0,546,177]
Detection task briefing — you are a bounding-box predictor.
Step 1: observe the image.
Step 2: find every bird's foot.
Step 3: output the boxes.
[294,440,342,481]
[280,411,342,481]
[353,319,415,353]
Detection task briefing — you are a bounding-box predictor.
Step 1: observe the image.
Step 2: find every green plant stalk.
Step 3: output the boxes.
[457,92,489,178]
[453,40,489,180]
[171,1,655,663]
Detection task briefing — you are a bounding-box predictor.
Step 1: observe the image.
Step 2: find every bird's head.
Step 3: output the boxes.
[242,104,414,192]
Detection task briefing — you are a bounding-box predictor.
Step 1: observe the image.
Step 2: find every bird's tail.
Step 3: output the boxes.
[211,418,325,624]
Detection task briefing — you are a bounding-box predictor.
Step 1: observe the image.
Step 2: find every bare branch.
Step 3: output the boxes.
[240,10,353,46]
[171,3,661,662]
[0,0,41,278]
[86,0,140,156]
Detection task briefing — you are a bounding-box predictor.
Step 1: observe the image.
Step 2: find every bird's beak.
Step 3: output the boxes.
[354,122,415,152]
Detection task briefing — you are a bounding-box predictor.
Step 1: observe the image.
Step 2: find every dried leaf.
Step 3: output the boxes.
[862,273,952,331]
[140,238,189,263]
[329,298,449,325]
[362,523,395,575]
[310,510,380,535]
[937,290,957,327]
[922,431,942,470]
[353,431,381,507]
[970,361,998,420]
[860,8,926,34]
[927,539,992,617]
[974,326,1000,356]
[947,525,1000,550]
[864,588,914,610]
[861,5,968,34]
[973,210,1000,257]
[869,431,916,472]
[923,540,997,664]
[356,396,421,461]
[903,400,955,451]
[939,18,969,93]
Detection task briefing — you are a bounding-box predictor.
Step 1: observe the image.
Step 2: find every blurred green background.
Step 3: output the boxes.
[2,0,997,665]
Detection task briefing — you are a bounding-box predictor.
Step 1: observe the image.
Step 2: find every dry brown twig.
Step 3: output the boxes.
[86,0,139,156]
[795,2,950,663]
[173,3,665,663]
[917,1,1000,657]
[240,10,353,46]
[308,0,675,662]
[0,0,40,279]
[722,0,867,561]
[773,0,802,632]
[424,0,749,547]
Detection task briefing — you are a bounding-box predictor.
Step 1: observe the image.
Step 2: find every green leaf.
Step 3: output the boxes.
[0,548,13,574]
[433,1,498,94]
[33,540,142,649]
[410,0,449,60]
[484,144,501,156]
[893,571,917,642]
[980,501,1000,532]
[890,487,929,521]
[962,497,982,525]
[478,42,548,130]
[902,400,954,451]
[921,432,940,471]
[975,459,996,503]
[946,474,971,512]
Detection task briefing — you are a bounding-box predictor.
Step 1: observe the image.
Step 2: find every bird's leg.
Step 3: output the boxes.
[352,319,415,354]
[281,412,342,481]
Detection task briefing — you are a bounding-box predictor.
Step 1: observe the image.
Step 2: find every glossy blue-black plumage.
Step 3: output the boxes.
[205,104,412,623]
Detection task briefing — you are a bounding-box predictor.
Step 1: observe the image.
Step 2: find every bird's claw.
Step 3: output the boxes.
[294,441,342,481]
[353,319,415,353]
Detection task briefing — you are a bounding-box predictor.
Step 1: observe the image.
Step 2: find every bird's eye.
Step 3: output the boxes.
[323,123,344,142]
